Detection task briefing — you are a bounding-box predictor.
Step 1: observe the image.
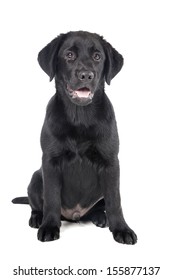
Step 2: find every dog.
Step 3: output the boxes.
[12,31,137,244]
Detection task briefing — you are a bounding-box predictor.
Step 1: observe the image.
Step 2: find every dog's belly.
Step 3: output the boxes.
[61,198,103,221]
[61,157,103,220]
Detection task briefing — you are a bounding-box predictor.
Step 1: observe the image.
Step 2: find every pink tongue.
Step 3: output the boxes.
[75,89,91,98]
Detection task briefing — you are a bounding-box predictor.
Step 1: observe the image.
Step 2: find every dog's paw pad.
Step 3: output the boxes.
[113,228,137,245]
[29,212,43,228]
[37,226,60,242]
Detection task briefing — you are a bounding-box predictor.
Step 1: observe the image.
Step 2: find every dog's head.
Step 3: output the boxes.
[38,31,123,106]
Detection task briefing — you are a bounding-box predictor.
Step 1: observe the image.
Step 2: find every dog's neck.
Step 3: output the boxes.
[55,82,106,127]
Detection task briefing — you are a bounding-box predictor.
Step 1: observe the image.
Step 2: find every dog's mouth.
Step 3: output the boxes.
[68,86,94,99]
[67,85,94,105]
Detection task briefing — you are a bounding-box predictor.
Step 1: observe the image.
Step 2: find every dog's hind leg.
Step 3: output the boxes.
[81,199,108,228]
[28,169,43,228]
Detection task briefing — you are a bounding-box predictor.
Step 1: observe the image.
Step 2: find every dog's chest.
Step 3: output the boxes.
[62,138,106,169]
[54,127,105,219]
[58,124,103,163]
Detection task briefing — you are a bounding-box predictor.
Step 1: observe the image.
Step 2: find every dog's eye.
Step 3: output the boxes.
[65,51,76,61]
[93,52,101,61]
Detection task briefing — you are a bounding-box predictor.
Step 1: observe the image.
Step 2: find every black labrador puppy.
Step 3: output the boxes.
[12,31,137,244]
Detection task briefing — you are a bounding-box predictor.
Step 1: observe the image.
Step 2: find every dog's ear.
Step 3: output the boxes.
[103,39,124,85]
[38,34,65,81]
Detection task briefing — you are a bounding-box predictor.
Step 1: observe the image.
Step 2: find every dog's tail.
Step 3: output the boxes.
[12,197,29,204]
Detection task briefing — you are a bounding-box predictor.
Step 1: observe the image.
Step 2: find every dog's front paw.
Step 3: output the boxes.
[113,227,137,245]
[37,225,60,242]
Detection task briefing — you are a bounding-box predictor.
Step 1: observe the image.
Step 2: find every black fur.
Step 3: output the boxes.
[12,31,137,244]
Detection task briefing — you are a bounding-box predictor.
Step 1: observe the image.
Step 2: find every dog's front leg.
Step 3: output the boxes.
[100,158,137,245]
[37,156,61,242]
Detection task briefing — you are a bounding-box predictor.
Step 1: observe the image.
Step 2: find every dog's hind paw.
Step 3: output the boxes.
[37,225,60,242]
[91,211,108,228]
[29,211,43,228]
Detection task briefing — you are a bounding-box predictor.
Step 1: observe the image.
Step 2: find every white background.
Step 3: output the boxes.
[0,0,173,279]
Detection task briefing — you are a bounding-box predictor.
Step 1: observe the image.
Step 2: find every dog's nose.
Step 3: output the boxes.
[77,70,94,82]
